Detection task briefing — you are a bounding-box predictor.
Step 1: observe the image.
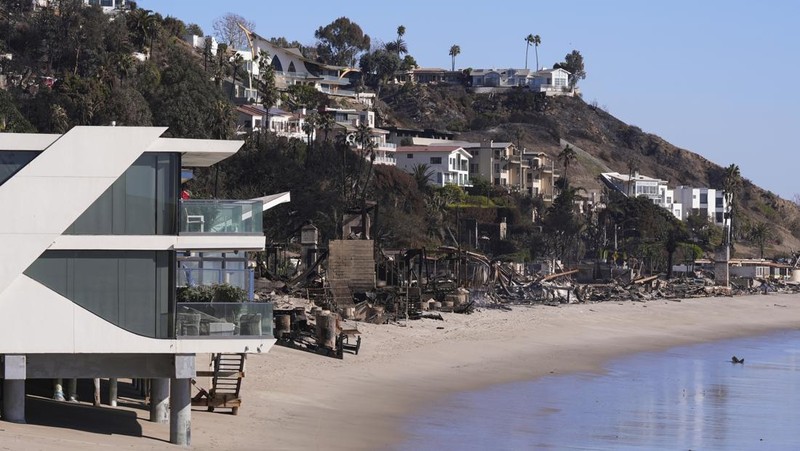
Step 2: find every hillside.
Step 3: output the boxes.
[378,84,800,257]
[1,4,797,260]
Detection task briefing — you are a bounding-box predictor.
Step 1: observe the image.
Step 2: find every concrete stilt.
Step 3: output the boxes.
[149,378,169,423]
[109,378,118,407]
[93,378,101,407]
[2,379,26,424]
[2,355,27,424]
[169,378,191,446]
[67,378,78,402]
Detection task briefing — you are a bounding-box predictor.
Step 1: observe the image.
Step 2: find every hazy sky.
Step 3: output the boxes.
[138,0,800,200]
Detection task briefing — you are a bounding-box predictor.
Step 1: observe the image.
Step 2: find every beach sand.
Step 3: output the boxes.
[2,294,800,450]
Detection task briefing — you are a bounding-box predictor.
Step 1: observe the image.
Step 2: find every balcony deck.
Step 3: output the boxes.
[176,302,273,338]
[180,199,263,235]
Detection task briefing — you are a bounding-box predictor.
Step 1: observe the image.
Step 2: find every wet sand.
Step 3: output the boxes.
[2,294,800,450]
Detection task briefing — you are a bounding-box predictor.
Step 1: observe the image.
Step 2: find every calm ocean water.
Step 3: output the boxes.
[396,330,800,450]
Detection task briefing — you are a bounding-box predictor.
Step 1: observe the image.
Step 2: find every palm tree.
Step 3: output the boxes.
[229,52,245,101]
[449,45,460,72]
[525,34,542,70]
[317,112,336,143]
[386,25,407,57]
[558,144,577,186]
[749,222,771,259]
[722,163,742,244]
[411,163,433,192]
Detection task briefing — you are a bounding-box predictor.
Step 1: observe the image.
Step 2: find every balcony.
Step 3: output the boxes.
[176,302,273,338]
[178,267,256,301]
[180,199,263,235]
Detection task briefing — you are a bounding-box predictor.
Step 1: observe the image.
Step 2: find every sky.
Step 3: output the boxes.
[138,0,800,200]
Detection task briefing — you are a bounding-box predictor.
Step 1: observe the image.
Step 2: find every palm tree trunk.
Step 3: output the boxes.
[535,46,539,71]
[525,44,529,69]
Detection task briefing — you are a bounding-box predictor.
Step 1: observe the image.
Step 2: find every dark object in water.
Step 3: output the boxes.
[731,355,744,364]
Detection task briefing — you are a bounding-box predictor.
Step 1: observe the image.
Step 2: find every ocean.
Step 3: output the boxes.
[396,330,800,450]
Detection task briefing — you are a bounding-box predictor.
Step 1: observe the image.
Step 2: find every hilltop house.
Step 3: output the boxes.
[235,104,309,141]
[235,27,361,101]
[470,67,574,96]
[0,126,287,445]
[33,0,128,12]
[396,145,472,187]
[323,108,397,166]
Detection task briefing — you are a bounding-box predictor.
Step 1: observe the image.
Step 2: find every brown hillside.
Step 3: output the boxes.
[377,84,800,258]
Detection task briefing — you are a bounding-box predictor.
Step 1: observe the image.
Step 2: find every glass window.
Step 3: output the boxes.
[430,157,442,164]
[700,193,708,204]
[66,153,178,235]
[25,250,172,338]
[0,151,39,186]
[407,154,413,158]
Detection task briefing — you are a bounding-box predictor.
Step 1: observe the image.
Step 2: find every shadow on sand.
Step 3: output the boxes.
[16,380,168,444]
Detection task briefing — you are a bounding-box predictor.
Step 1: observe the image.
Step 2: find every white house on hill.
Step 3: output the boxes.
[396,145,472,187]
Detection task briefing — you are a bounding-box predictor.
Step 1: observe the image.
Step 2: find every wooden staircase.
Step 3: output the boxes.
[191,353,246,415]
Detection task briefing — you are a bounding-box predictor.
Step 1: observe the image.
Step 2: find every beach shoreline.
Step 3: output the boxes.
[2,294,800,450]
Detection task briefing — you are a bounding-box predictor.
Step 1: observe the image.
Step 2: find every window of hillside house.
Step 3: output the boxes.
[700,193,708,204]
[716,197,723,207]
[716,212,723,223]
[494,164,500,172]
[430,157,442,164]
[407,154,413,158]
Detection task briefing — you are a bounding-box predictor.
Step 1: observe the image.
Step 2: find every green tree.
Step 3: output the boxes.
[449,44,460,72]
[524,34,541,70]
[186,23,204,36]
[314,17,370,67]
[749,222,773,259]
[285,84,328,111]
[542,184,584,264]
[385,25,407,57]
[558,144,577,186]
[127,8,157,55]
[554,50,586,88]
[256,50,279,139]
[0,90,35,132]
[410,163,433,192]
[359,48,401,99]
[229,52,244,100]
[722,163,742,244]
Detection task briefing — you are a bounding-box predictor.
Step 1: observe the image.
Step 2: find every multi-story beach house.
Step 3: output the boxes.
[672,186,727,225]
[395,145,472,187]
[0,126,285,445]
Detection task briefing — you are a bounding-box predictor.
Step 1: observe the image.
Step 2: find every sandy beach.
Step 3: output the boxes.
[2,293,800,450]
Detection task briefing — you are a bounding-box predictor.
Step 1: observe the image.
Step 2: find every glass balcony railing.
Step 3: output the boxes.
[176,302,273,338]
[179,199,263,235]
[178,267,255,300]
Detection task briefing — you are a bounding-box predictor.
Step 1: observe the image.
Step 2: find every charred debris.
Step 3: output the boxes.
[257,240,800,328]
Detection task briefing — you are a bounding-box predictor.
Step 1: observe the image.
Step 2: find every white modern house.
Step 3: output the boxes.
[530,68,572,95]
[184,34,218,57]
[600,171,683,220]
[0,127,287,445]
[673,186,727,225]
[396,145,472,187]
